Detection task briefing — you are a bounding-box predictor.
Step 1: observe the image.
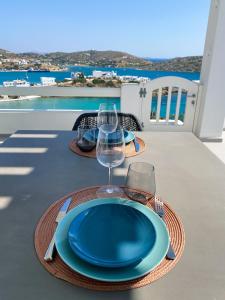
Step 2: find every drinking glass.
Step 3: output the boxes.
[96,127,125,194]
[76,125,97,152]
[97,103,118,133]
[125,162,156,202]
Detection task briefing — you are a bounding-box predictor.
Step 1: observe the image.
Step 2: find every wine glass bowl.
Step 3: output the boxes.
[97,103,118,133]
[96,127,125,195]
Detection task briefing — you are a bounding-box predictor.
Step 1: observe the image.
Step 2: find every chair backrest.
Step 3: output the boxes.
[72,112,142,131]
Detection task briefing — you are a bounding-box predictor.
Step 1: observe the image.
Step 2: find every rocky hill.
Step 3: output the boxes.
[145,56,202,72]
[0,48,15,56]
[0,48,202,72]
[21,50,152,68]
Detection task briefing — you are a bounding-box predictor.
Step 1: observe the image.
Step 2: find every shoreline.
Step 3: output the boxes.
[0,69,67,73]
[0,95,41,102]
[0,66,201,74]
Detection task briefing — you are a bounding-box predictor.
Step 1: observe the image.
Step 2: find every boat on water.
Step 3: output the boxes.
[28,68,50,72]
[2,80,31,87]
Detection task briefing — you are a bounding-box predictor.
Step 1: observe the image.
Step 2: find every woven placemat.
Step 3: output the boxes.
[69,137,145,158]
[34,186,185,291]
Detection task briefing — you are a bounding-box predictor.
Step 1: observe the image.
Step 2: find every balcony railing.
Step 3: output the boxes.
[0,76,199,134]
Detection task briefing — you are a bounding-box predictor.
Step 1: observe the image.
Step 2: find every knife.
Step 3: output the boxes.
[133,136,140,152]
[44,197,72,261]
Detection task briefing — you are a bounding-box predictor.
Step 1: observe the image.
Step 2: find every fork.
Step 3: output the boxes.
[154,197,176,260]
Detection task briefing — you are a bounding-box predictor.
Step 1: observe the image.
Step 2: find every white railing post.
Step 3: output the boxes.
[155,88,162,123]
[174,88,182,124]
[120,83,142,121]
[165,86,172,123]
[194,0,225,140]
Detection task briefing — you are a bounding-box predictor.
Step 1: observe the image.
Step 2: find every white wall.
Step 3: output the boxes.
[0,86,120,97]
[0,86,121,134]
[195,0,225,139]
[120,83,141,118]
[0,110,85,133]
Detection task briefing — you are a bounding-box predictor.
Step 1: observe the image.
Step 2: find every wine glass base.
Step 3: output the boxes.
[96,185,124,197]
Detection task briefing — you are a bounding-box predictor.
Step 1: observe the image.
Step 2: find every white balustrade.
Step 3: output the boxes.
[140,77,199,131]
[0,77,199,134]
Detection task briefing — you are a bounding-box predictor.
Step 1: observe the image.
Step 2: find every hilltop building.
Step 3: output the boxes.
[92,70,117,78]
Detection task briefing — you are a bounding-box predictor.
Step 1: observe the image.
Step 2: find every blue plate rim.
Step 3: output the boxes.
[55,198,170,282]
[84,129,135,144]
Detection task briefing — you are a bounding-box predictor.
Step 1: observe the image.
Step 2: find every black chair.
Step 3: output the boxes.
[72,112,142,131]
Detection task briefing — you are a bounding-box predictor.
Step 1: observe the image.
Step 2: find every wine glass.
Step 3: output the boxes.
[96,127,125,195]
[97,103,118,133]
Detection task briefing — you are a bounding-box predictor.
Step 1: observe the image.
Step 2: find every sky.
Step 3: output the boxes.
[0,0,211,58]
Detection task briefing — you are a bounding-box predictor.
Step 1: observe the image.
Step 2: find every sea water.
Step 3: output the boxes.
[0,66,200,85]
[0,66,199,114]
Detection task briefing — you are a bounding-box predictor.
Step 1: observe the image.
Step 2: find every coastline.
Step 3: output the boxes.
[0,67,201,87]
[0,95,41,102]
[0,70,67,73]
[0,65,200,74]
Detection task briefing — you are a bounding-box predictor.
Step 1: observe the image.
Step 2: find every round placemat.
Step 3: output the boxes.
[69,137,145,158]
[34,186,185,291]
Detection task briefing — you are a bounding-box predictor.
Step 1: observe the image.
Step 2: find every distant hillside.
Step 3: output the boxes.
[0,49,14,56]
[144,58,169,62]
[24,50,153,68]
[0,48,202,72]
[145,56,202,72]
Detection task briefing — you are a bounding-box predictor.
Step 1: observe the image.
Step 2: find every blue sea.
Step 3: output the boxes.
[0,66,199,116]
[0,66,200,85]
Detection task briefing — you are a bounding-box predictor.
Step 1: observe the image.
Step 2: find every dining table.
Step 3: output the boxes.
[0,130,225,300]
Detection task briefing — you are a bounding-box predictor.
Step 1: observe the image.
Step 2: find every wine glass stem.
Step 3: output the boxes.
[108,167,112,186]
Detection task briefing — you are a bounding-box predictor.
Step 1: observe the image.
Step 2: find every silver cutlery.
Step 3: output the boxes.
[124,190,148,204]
[44,197,72,261]
[154,197,176,260]
[133,135,140,152]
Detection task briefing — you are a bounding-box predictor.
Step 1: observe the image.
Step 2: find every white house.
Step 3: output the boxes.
[119,75,149,83]
[40,77,56,86]
[92,70,117,78]
[18,59,28,65]
[71,72,85,79]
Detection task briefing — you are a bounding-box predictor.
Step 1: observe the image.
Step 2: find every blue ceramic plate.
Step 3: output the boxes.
[84,129,135,144]
[68,203,156,268]
[55,198,170,282]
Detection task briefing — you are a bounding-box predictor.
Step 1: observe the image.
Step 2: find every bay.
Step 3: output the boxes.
[0,66,199,117]
[0,66,200,84]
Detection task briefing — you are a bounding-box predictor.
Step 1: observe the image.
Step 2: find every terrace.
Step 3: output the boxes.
[0,1,225,300]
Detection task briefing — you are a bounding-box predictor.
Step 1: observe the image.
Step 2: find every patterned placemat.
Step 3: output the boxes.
[34,186,185,291]
[69,137,145,158]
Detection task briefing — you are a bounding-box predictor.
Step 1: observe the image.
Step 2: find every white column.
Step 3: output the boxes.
[194,0,225,140]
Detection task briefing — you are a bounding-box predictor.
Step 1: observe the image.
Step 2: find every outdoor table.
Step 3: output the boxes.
[0,130,225,300]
